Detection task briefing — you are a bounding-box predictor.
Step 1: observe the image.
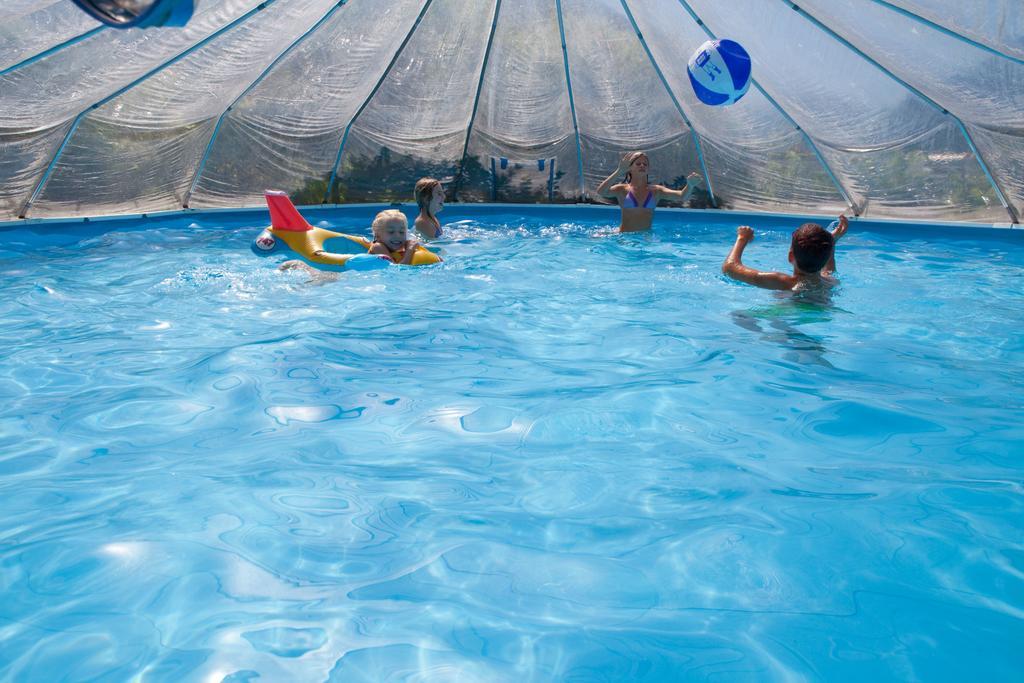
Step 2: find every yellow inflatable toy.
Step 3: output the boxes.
[252,191,442,271]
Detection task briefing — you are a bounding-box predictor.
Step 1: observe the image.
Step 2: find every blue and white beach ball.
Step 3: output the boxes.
[687,39,752,106]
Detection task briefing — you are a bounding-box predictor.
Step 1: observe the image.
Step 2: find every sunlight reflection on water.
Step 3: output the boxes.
[0,211,1022,681]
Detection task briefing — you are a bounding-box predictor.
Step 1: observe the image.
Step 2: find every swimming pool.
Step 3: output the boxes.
[1,206,1021,681]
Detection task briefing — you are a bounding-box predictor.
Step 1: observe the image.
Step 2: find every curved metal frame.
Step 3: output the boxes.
[554,0,587,200]
[779,0,1018,223]
[8,0,1020,223]
[451,0,503,201]
[19,0,277,218]
[619,0,716,207]
[676,0,857,214]
[865,0,1024,67]
[183,0,349,208]
[0,26,106,78]
[322,0,436,204]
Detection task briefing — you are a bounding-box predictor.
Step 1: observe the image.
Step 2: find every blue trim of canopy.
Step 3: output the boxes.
[0,26,106,78]
[555,0,587,200]
[865,0,1024,67]
[183,0,350,208]
[20,0,277,218]
[620,0,717,207]
[676,0,857,215]
[452,0,503,201]
[322,0,436,204]
[779,0,1018,224]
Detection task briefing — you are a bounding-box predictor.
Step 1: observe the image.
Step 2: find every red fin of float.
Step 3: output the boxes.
[265,190,312,232]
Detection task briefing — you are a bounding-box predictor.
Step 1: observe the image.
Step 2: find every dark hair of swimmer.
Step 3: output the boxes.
[791,223,835,273]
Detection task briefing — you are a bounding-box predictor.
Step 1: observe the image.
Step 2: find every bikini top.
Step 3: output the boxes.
[421,215,442,237]
[622,189,655,209]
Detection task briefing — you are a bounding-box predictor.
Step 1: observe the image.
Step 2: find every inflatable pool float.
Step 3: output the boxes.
[251,191,442,271]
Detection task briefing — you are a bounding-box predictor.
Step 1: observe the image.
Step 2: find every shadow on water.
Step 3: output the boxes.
[732,289,845,369]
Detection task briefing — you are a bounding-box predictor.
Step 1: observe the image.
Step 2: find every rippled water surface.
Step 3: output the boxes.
[1,208,1022,681]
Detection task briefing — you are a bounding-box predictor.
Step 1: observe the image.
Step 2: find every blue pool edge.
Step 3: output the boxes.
[0,202,1019,236]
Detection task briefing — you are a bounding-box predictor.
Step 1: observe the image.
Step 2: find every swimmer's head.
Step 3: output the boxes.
[415,177,445,217]
[624,151,650,183]
[789,223,834,274]
[371,209,409,251]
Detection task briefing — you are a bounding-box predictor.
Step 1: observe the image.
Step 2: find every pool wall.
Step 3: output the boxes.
[0,202,1019,240]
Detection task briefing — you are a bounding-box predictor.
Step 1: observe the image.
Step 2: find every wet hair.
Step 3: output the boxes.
[371,209,408,240]
[623,151,649,184]
[790,223,834,273]
[414,178,442,217]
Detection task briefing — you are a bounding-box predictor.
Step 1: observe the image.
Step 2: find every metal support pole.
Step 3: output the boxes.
[620,0,717,207]
[779,0,1018,223]
[676,0,859,214]
[451,0,502,201]
[183,0,348,207]
[555,0,587,200]
[322,0,435,204]
[0,26,105,77]
[20,1,276,218]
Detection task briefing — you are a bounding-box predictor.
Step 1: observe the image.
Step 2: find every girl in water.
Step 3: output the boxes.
[413,177,445,239]
[368,209,421,264]
[596,152,704,232]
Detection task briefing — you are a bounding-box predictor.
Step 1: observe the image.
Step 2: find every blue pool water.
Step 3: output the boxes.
[0,207,1022,681]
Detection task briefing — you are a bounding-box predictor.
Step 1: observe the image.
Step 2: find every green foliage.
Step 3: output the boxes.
[230,133,1000,219]
[331,147,457,204]
[668,173,724,210]
[291,176,338,205]
[759,146,834,206]
[452,154,494,202]
[291,146,569,205]
[846,146,994,214]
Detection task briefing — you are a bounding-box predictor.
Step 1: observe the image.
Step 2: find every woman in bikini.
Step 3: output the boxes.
[595,151,704,232]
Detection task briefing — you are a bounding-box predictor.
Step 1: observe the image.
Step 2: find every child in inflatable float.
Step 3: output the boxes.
[251,191,442,273]
[367,209,422,264]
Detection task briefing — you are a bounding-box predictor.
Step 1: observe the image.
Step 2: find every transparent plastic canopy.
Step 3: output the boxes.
[1,0,1021,223]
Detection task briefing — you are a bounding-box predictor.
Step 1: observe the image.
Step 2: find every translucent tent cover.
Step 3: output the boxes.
[1,0,1022,223]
